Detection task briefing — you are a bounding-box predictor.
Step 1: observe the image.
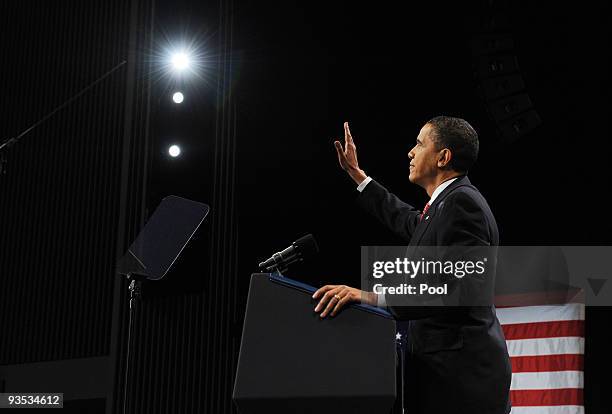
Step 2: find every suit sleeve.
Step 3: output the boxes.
[355,179,421,241]
[387,190,492,320]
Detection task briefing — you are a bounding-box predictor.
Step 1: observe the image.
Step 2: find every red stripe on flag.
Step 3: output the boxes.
[511,354,584,373]
[502,320,584,340]
[511,388,583,406]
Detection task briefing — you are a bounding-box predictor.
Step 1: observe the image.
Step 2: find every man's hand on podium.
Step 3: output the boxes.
[312,285,377,318]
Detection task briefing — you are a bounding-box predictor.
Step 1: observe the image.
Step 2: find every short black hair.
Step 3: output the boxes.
[426,115,479,173]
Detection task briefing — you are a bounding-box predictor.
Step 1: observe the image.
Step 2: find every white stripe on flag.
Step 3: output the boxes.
[510,371,584,390]
[506,337,585,357]
[510,406,584,414]
[497,303,585,325]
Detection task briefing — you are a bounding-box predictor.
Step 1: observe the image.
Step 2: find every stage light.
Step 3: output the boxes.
[171,52,190,71]
[150,36,212,86]
[169,145,181,157]
[172,92,184,104]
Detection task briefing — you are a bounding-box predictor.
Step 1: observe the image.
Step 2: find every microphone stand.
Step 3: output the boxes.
[261,256,303,276]
[0,60,127,177]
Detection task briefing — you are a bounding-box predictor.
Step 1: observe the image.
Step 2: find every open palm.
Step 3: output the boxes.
[334,122,361,172]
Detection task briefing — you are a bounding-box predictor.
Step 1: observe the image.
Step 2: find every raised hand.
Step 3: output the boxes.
[334,122,367,184]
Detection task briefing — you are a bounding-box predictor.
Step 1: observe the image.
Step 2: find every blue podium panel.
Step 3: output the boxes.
[233,274,396,414]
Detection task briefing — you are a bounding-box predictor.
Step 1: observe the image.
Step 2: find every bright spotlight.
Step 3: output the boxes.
[172,92,184,104]
[168,145,181,157]
[155,40,208,82]
[171,52,190,71]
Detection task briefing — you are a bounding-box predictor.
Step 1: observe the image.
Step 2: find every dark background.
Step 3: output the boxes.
[0,0,610,412]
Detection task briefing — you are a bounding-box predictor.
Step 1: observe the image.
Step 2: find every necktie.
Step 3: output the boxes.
[420,202,430,222]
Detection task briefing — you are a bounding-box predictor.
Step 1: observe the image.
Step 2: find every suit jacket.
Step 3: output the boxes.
[357,175,512,414]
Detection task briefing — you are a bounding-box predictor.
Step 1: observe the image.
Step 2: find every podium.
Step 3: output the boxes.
[233,274,397,414]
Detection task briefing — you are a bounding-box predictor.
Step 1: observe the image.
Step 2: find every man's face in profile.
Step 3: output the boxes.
[408,123,441,187]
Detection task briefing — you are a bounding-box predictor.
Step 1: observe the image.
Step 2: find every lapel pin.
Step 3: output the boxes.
[425,216,430,220]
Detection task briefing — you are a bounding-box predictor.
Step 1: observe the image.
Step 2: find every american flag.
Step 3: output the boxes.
[496,302,585,414]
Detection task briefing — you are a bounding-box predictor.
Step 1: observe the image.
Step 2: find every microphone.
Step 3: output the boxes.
[258,234,319,272]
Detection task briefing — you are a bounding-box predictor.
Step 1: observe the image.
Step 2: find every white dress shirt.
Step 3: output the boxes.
[357,176,460,308]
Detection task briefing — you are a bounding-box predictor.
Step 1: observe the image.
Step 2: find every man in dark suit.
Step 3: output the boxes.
[313,117,511,414]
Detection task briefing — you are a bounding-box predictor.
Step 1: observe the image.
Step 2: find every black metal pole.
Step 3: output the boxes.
[123,276,141,414]
[0,60,126,176]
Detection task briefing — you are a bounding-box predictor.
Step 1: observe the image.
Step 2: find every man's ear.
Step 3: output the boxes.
[437,148,452,168]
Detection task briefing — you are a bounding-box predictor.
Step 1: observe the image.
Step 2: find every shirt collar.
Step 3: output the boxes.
[428,177,460,205]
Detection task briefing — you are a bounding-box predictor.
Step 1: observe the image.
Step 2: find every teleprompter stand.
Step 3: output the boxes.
[116,195,209,414]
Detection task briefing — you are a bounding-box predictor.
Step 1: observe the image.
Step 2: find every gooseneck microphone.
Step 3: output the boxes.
[258,234,319,273]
